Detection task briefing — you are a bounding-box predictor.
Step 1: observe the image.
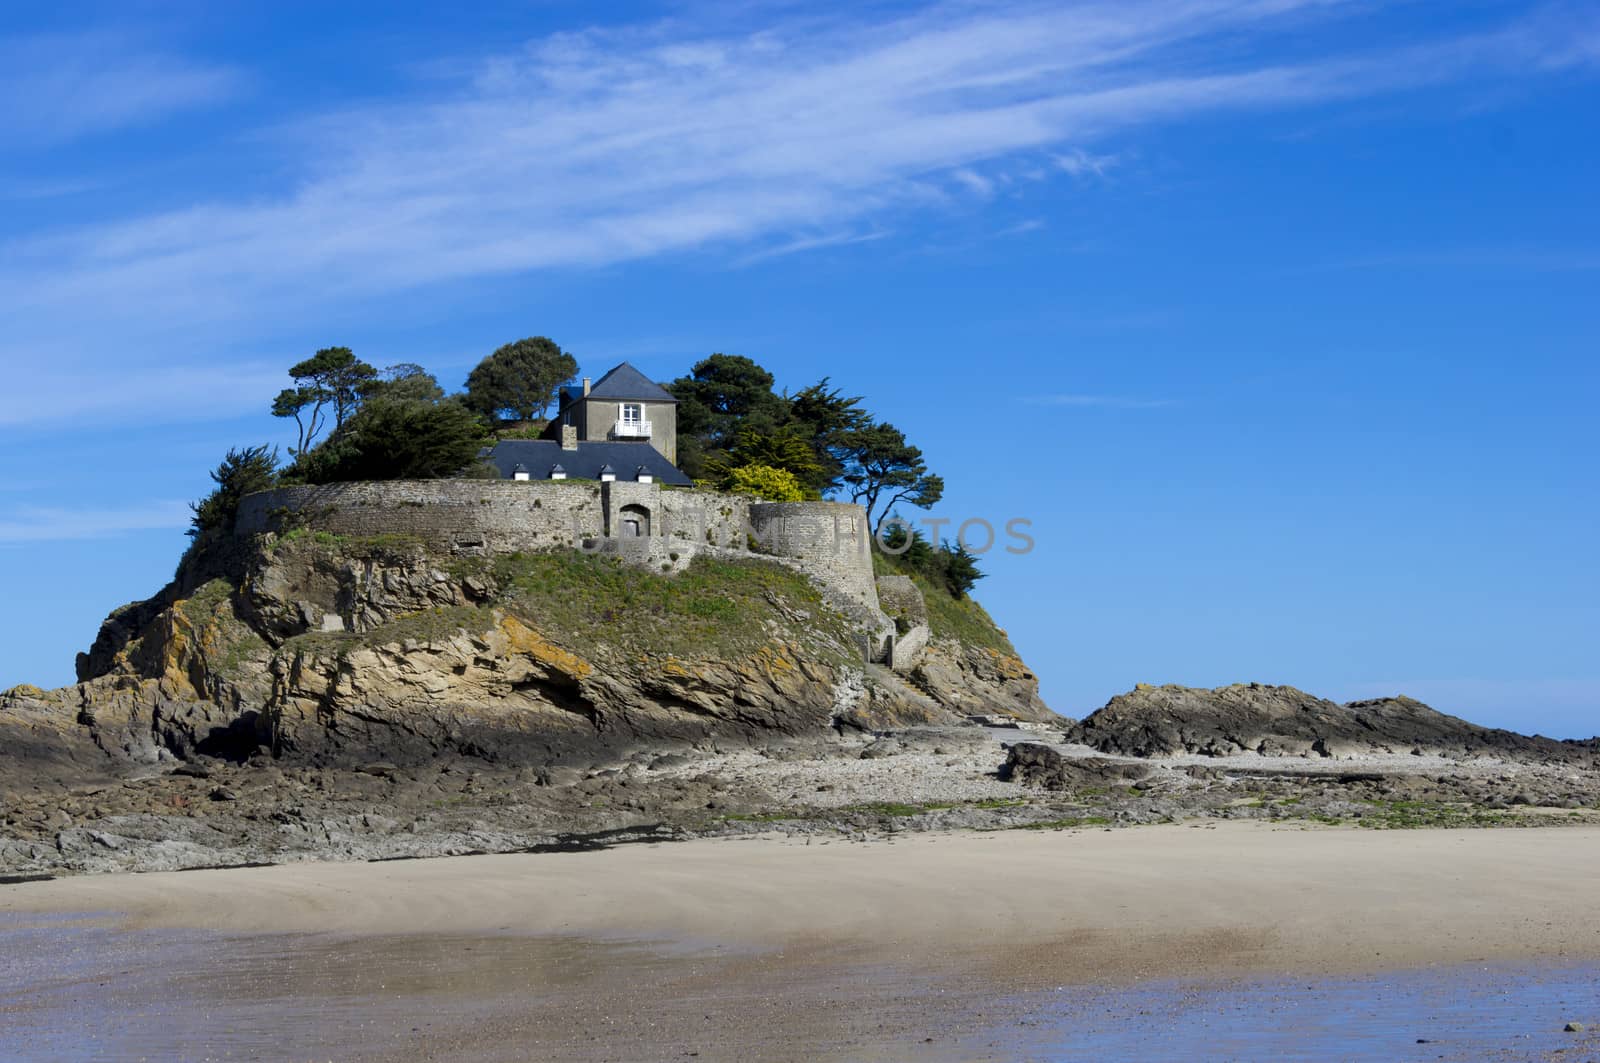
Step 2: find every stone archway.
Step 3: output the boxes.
[619,503,651,537]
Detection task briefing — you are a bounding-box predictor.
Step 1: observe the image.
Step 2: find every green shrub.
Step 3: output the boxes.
[723,464,806,502]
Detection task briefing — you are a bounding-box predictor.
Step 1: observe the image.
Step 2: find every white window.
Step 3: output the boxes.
[621,403,643,425]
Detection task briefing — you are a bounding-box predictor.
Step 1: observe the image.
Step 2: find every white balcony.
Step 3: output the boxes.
[612,418,652,439]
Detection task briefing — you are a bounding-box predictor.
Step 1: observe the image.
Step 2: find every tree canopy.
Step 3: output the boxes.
[669,354,793,479]
[465,337,578,422]
[788,378,871,492]
[249,342,968,584]
[370,363,445,405]
[707,426,824,492]
[265,346,490,485]
[288,396,486,485]
[272,346,380,456]
[837,421,944,535]
[668,354,947,533]
[879,525,986,599]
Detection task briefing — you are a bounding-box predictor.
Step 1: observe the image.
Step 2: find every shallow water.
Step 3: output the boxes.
[982,962,1600,1062]
[2,911,1596,1061]
[0,914,695,1061]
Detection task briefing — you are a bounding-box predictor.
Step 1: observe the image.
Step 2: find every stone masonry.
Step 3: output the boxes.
[234,480,902,662]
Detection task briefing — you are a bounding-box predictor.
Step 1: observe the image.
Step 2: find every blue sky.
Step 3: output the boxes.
[1,1,1596,735]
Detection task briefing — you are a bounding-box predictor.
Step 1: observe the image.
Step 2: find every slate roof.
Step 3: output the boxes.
[584,362,678,403]
[483,440,692,486]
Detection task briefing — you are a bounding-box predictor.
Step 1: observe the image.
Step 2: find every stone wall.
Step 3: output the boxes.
[235,480,605,554]
[747,501,892,661]
[610,482,748,548]
[234,482,893,657]
[747,502,878,611]
[876,575,931,674]
[235,480,761,557]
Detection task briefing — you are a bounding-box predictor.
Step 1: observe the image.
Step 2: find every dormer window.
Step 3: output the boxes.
[599,464,617,483]
[636,465,653,484]
[511,463,530,482]
[550,464,567,480]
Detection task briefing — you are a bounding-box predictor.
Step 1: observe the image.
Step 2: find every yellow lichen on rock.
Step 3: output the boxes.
[756,643,797,676]
[659,658,696,678]
[497,615,594,679]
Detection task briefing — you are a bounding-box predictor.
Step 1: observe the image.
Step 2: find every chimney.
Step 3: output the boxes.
[581,377,591,396]
[561,424,579,450]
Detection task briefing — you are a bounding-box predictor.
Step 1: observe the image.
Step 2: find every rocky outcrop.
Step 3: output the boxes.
[1000,742,1149,790]
[5,532,1059,791]
[1069,683,1586,760]
[911,639,1056,723]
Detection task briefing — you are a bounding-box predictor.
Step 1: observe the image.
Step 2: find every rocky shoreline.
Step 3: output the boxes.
[4,525,1596,878]
[6,711,1599,877]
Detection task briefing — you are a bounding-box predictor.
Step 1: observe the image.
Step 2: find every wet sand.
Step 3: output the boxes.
[5,822,1600,1060]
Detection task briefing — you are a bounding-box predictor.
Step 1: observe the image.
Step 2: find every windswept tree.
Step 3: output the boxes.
[272,386,326,458]
[788,378,870,494]
[289,395,487,484]
[669,354,793,479]
[189,445,279,537]
[839,422,944,535]
[464,336,577,422]
[272,346,379,455]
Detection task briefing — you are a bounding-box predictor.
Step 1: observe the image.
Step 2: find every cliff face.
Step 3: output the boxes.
[3,531,1057,786]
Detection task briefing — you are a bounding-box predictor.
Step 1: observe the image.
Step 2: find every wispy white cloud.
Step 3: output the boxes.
[0,502,191,543]
[1025,393,1179,409]
[0,363,287,429]
[1052,148,1119,177]
[0,31,242,145]
[998,218,1047,236]
[951,168,997,198]
[734,228,892,265]
[3,1,1598,344]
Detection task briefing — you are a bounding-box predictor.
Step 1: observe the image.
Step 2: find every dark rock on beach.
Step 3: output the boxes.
[1000,742,1149,790]
[1068,683,1589,761]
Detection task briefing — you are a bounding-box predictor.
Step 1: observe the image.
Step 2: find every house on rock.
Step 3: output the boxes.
[480,362,688,488]
[239,361,924,669]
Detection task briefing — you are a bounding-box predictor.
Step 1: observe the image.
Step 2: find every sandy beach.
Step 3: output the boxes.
[10,821,1600,977]
[5,822,1600,1060]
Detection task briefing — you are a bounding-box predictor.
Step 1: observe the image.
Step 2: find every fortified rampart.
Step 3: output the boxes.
[746,501,878,613]
[235,481,895,657]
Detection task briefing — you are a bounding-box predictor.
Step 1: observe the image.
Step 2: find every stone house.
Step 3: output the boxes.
[543,361,680,465]
[483,361,691,490]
